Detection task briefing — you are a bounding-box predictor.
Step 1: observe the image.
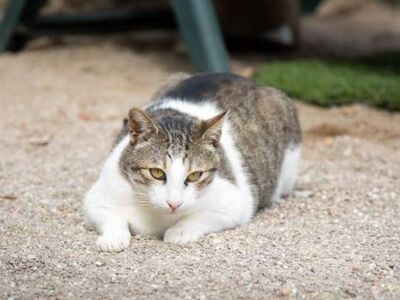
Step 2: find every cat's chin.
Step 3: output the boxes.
[163,208,187,216]
[166,210,182,215]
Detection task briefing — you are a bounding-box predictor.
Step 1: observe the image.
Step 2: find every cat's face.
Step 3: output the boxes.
[120,108,226,214]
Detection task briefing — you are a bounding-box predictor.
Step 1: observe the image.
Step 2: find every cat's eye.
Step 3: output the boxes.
[149,168,166,181]
[186,171,203,183]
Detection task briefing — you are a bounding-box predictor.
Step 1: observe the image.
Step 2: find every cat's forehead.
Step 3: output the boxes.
[158,115,198,155]
[166,151,205,171]
[151,138,216,172]
[161,129,217,170]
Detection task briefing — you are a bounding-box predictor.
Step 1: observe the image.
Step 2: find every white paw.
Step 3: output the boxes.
[96,231,131,252]
[163,227,202,245]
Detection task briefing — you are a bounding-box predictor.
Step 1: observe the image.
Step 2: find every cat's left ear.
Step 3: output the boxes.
[200,111,227,147]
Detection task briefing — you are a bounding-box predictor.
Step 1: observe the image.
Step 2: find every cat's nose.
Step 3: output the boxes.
[167,201,182,212]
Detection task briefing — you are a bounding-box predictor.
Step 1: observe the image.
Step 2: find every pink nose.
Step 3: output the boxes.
[167,202,182,212]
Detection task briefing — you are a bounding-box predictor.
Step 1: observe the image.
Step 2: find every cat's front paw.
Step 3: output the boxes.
[96,231,131,252]
[163,227,202,245]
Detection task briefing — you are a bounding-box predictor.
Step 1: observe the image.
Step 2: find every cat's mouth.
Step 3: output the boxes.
[165,205,186,215]
[166,208,182,215]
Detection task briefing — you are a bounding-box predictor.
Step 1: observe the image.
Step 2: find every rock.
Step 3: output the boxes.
[280,283,297,296]
[28,135,52,146]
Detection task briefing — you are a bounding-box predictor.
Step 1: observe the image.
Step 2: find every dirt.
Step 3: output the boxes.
[0,38,399,299]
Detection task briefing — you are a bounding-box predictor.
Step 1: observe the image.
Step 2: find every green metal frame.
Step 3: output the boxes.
[170,0,229,72]
[0,0,28,52]
[301,0,323,14]
[0,0,230,72]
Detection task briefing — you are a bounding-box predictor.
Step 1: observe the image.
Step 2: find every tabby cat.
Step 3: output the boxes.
[84,73,301,251]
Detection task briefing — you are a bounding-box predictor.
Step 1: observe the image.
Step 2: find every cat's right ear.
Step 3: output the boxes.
[199,111,227,147]
[128,108,159,144]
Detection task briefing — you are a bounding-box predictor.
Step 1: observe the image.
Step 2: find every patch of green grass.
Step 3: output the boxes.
[253,55,400,110]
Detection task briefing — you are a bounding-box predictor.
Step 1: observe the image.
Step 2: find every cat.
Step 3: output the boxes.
[83,73,301,252]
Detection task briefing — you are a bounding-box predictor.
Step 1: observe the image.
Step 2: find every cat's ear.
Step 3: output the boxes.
[200,111,227,147]
[128,108,158,143]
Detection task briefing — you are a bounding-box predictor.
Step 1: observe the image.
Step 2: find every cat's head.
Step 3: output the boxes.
[120,108,227,214]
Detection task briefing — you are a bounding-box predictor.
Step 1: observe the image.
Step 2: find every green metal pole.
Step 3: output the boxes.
[170,0,230,72]
[0,0,28,52]
[301,0,323,14]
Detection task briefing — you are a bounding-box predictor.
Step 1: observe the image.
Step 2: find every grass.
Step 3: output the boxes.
[253,55,400,110]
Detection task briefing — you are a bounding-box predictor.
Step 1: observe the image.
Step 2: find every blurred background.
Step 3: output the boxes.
[1,0,399,110]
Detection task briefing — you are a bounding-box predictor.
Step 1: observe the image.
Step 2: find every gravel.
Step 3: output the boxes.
[0,41,399,299]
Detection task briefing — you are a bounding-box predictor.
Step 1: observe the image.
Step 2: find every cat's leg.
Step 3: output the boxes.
[163,211,237,244]
[273,144,301,202]
[164,179,254,244]
[84,184,131,252]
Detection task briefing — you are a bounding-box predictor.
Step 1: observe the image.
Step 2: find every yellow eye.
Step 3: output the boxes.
[186,171,203,183]
[149,168,166,181]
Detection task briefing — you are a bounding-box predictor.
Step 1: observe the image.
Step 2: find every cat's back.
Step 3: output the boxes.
[151,73,298,133]
[153,73,254,104]
[149,73,301,208]
[150,72,301,150]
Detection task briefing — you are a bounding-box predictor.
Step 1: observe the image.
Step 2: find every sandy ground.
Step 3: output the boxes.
[0,38,400,299]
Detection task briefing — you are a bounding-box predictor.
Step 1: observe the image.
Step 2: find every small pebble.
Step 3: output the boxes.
[28,135,52,146]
